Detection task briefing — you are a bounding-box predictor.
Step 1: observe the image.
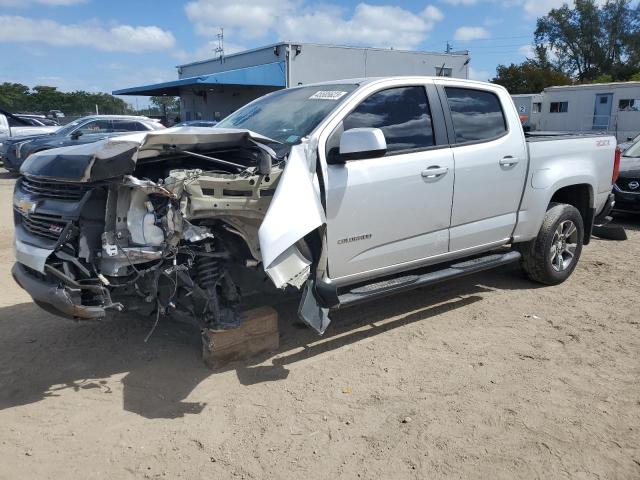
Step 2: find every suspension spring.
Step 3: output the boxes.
[196,255,222,289]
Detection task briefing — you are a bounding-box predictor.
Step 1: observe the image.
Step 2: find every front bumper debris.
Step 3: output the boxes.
[12,263,108,320]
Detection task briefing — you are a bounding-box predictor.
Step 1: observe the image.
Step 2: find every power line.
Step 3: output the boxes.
[461,43,533,49]
[456,34,533,42]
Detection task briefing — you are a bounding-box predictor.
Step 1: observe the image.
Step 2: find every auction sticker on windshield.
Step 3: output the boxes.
[309,91,348,100]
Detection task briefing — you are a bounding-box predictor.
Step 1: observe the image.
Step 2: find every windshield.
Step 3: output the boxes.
[55,119,85,136]
[216,84,359,144]
[624,140,640,157]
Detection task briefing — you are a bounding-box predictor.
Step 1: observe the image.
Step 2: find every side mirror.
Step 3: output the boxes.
[331,128,387,163]
[627,136,634,141]
[70,131,83,140]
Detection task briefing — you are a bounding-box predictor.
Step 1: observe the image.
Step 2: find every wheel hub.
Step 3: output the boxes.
[550,220,578,272]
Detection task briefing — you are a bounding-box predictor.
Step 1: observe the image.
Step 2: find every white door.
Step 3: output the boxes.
[323,85,454,281]
[441,86,528,251]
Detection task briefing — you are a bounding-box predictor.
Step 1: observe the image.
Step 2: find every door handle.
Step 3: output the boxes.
[421,166,449,178]
[499,156,519,167]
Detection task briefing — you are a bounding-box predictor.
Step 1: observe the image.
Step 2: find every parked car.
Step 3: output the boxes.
[12,77,617,336]
[15,114,60,127]
[174,120,218,127]
[0,109,60,145]
[617,132,640,152]
[49,110,65,119]
[613,137,640,213]
[1,115,164,173]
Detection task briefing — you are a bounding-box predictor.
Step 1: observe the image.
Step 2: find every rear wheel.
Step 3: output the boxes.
[517,203,584,285]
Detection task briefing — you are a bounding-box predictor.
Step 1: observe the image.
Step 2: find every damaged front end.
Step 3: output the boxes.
[13,128,327,332]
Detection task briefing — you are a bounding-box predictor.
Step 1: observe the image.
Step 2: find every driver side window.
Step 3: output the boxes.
[327,85,435,159]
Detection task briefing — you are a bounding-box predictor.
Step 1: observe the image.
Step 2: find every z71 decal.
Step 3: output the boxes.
[596,139,611,147]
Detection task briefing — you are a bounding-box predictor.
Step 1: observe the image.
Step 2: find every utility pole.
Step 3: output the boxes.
[215,27,224,63]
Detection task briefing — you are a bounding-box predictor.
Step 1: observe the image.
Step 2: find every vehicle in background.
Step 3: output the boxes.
[1,115,164,173]
[11,77,617,337]
[618,133,639,152]
[613,138,640,213]
[48,110,65,119]
[174,120,218,127]
[16,114,60,127]
[0,109,60,145]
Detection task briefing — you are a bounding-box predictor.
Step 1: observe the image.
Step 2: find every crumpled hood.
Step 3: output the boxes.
[20,127,277,182]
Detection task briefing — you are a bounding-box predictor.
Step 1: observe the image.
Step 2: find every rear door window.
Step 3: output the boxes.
[444,87,507,143]
[342,86,435,153]
[77,120,111,134]
[112,120,149,132]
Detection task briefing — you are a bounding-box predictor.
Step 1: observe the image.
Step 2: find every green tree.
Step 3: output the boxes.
[0,83,31,111]
[590,73,614,83]
[534,0,640,81]
[491,60,572,93]
[0,83,132,115]
[149,96,179,115]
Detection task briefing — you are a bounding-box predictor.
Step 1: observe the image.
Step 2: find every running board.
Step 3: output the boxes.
[337,250,521,308]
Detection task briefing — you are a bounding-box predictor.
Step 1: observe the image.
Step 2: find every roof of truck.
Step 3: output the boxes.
[300,76,498,89]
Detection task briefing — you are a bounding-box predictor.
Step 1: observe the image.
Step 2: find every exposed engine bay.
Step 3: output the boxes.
[12,129,328,334]
[87,166,283,331]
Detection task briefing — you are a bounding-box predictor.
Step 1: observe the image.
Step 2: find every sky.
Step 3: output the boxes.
[0,0,568,108]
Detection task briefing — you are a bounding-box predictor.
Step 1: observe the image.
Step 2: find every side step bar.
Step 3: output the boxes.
[337,250,521,308]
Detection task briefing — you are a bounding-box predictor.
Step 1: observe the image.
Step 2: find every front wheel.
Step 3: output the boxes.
[516,203,584,285]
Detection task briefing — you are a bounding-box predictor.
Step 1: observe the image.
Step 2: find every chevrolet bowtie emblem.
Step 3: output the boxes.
[15,198,37,215]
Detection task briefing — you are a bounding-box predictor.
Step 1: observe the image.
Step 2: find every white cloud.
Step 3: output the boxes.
[422,5,445,22]
[453,26,490,41]
[185,1,445,50]
[441,0,478,5]
[521,0,565,16]
[0,0,87,6]
[469,67,491,81]
[0,16,176,53]
[518,44,535,57]
[278,4,444,50]
[519,0,607,17]
[185,0,291,39]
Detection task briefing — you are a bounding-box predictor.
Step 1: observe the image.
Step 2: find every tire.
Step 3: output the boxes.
[516,203,584,285]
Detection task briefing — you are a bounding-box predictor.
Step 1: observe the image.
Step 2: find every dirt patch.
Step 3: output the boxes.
[0,173,638,479]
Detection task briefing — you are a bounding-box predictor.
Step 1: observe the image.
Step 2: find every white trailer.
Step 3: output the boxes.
[511,93,544,131]
[536,81,640,142]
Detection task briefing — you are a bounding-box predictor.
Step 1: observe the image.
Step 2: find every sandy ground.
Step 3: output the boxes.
[0,170,638,480]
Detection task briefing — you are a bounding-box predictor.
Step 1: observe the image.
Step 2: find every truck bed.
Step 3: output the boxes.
[525,131,614,142]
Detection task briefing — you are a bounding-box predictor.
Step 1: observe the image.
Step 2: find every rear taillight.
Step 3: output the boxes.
[613,147,621,183]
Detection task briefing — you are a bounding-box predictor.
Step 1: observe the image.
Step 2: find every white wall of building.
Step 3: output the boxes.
[289,44,469,85]
[176,42,470,122]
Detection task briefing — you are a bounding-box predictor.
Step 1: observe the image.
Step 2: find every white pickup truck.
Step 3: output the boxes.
[0,110,59,150]
[12,77,618,334]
